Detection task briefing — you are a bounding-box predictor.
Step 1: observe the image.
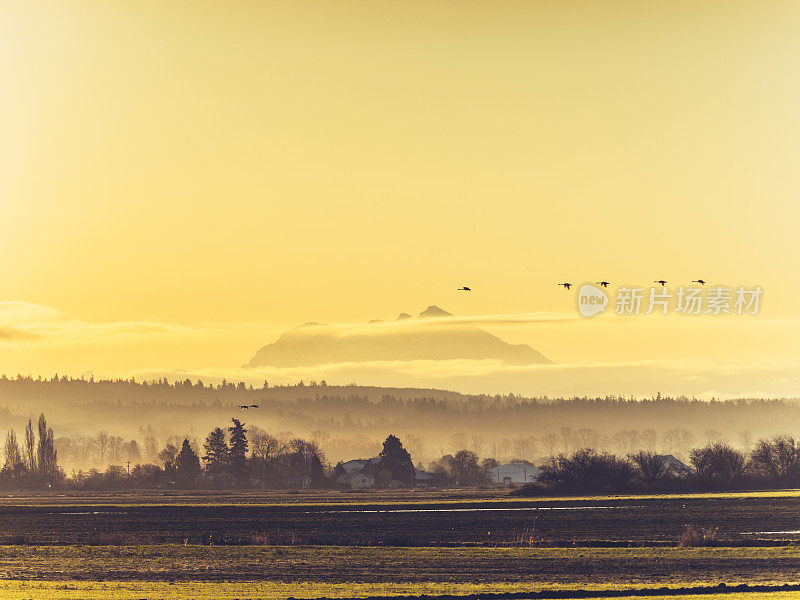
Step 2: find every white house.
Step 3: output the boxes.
[490,463,540,486]
[337,472,375,489]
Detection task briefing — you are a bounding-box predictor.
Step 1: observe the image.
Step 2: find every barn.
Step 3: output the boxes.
[490,463,540,486]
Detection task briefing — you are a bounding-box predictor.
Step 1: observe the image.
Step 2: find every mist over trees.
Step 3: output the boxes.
[0,375,799,477]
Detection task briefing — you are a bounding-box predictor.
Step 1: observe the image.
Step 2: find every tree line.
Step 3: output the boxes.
[517,436,800,495]
[9,411,800,496]
[1,374,796,467]
[1,414,59,487]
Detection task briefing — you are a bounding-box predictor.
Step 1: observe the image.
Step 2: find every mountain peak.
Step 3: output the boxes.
[418,305,453,319]
[247,306,550,368]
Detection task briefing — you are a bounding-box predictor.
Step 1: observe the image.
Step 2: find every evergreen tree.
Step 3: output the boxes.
[379,435,415,485]
[202,427,229,474]
[228,419,248,479]
[309,452,326,488]
[174,439,201,486]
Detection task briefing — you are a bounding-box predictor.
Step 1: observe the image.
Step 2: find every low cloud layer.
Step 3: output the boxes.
[0,301,249,346]
[137,358,800,401]
[2,301,798,399]
[0,302,574,347]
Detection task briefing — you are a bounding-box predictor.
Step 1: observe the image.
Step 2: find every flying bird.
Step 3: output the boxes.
[238,405,249,410]
[250,404,259,408]
[558,283,572,290]
[596,281,610,288]
[692,280,706,285]
[458,286,471,291]
[654,280,667,286]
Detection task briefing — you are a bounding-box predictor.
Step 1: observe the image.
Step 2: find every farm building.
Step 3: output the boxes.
[414,470,432,484]
[334,457,382,489]
[283,475,311,489]
[340,458,381,474]
[490,463,540,486]
[658,454,693,476]
[336,472,375,489]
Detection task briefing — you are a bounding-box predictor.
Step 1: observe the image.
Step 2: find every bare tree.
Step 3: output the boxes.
[575,428,601,451]
[405,433,425,462]
[470,435,485,456]
[250,430,284,465]
[630,451,671,484]
[24,419,36,474]
[3,430,22,472]
[541,433,559,456]
[36,414,57,481]
[560,427,574,453]
[449,432,466,453]
[704,429,724,445]
[749,436,800,483]
[738,430,753,453]
[640,429,657,452]
[97,431,109,465]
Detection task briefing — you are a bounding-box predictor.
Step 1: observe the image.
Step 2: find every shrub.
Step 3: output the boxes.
[748,436,800,485]
[629,451,672,485]
[690,443,746,489]
[538,449,635,494]
[678,525,719,547]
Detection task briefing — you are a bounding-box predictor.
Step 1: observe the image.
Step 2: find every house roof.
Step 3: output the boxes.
[657,454,693,473]
[342,457,381,466]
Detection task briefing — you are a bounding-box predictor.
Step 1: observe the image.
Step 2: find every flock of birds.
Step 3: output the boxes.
[458,280,707,292]
[555,279,706,291]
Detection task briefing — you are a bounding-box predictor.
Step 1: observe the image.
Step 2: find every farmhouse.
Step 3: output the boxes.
[334,457,382,489]
[490,463,541,486]
[336,471,375,489]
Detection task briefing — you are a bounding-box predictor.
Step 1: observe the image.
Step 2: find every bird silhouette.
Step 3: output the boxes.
[654,280,667,286]
[250,404,259,408]
[558,283,572,290]
[692,280,706,285]
[596,281,610,288]
[238,405,249,410]
[458,286,471,292]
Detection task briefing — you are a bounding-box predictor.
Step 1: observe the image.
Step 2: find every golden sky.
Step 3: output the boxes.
[1,1,799,396]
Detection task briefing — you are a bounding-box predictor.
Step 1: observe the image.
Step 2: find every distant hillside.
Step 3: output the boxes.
[247,306,551,368]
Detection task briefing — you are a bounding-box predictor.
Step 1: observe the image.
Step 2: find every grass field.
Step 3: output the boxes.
[1,545,800,584]
[1,581,800,600]
[2,487,800,506]
[1,489,800,546]
[2,490,800,598]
